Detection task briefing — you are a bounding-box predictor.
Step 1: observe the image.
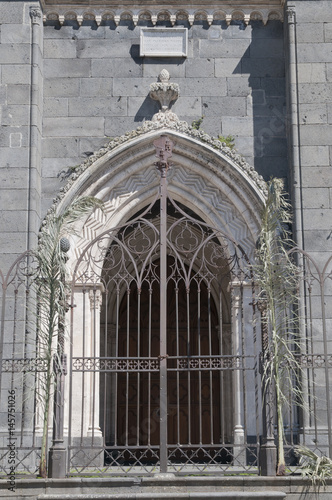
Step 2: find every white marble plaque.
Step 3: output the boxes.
[140,28,188,57]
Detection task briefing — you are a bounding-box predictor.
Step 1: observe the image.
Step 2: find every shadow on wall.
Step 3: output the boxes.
[233,20,287,183]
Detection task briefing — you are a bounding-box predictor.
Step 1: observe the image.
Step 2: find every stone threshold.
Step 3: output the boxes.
[37,493,287,500]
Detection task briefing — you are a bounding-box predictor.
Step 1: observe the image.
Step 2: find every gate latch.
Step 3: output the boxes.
[158,354,169,361]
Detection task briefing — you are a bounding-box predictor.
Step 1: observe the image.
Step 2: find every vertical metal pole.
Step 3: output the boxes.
[48,245,69,478]
[258,298,277,476]
[154,135,174,473]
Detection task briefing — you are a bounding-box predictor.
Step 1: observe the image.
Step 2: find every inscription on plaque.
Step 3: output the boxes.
[140,28,188,57]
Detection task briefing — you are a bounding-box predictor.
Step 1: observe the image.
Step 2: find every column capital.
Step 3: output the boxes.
[286,6,296,24]
[88,288,103,311]
[30,7,42,25]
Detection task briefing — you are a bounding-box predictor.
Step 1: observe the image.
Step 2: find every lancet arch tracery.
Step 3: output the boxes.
[65,133,262,473]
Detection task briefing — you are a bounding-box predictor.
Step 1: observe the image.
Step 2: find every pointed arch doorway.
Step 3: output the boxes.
[69,135,260,474]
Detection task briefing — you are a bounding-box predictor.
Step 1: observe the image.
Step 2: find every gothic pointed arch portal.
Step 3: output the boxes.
[57,125,266,475]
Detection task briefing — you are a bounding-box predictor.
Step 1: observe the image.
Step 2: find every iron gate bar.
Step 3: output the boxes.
[154,134,173,473]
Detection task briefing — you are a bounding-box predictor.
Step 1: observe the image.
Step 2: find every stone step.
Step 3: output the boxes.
[37,493,287,500]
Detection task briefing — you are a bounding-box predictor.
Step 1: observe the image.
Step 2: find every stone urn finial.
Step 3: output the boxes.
[149,69,180,112]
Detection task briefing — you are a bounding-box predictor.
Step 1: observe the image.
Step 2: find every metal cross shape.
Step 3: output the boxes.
[153,135,174,177]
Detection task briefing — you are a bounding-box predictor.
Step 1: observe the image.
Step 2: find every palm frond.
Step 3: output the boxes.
[295,446,332,486]
[30,196,103,477]
[254,178,303,475]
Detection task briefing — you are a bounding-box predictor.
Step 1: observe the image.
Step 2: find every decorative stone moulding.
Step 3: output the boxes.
[39,71,267,256]
[43,6,283,25]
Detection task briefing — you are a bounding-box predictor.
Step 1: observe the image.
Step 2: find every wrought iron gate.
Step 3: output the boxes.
[68,136,261,475]
[2,137,332,478]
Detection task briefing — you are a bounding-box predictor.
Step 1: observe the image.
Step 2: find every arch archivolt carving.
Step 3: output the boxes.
[47,126,266,273]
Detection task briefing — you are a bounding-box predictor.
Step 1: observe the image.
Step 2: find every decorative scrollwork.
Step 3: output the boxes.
[72,357,160,372]
[2,358,48,372]
[175,355,252,371]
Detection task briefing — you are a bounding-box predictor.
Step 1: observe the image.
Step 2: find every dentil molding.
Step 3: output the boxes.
[41,1,284,26]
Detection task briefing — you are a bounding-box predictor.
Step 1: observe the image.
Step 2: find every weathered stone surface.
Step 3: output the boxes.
[202,96,247,117]
[298,83,332,103]
[127,96,159,119]
[185,58,214,78]
[260,78,285,97]
[0,167,29,189]
[324,23,332,43]
[221,116,253,137]
[294,0,332,23]
[296,22,324,43]
[44,39,77,59]
[297,43,332,63]
[300,145,330,167]
[171,96,202,117]
[227,78,255,97]
[142,60,184,78]
[250,39,284,59]
[302,187,330,209]
[104,117,142,137]
[300,125,332,146]
[215,58,242,78]
[43,117,105,137]
[199,39,250,59]
[0,147,29,168]
[297,63,327,83]
[302,208,332,230]
[0,2,24,24]
[0,44,30,64]
[77,38,135,59]
[1,104,30,126]
[44,98,69,117]
[175,77,227,97]
[68,97,127,117]
[80,77,113,97]
[42,157,80,178]
[302,166,332,187]
[1,64,30,84]
[44,59,91,78]
[241,58,285,78]
[42,137,79,158]
[44,77,80,97]
[93,58,142,78]
[113,78,154,97]
[0,210,28,232]
[6,84,30,105]
[0,23,31,44]
[327,63,332,82]
[299,103,328,125]
[0,126,28,148]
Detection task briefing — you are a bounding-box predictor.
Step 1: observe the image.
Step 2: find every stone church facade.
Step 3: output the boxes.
[1,0,332,496]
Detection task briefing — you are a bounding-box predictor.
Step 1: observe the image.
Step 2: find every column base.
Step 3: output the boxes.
[48,446,67,478]
[260,441,277,476]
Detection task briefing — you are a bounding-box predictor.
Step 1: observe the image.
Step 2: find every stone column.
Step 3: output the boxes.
[230,281,246,466]
[87,287,103,438]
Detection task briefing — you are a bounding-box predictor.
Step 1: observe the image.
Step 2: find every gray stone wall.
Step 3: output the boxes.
[290,0,332,262]
[0,0,43,272]
[42,19,286,216]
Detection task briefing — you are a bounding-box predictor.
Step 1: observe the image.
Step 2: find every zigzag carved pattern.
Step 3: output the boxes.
[74,169,158,260]
[172,168,254,258]
[73,166,255,261]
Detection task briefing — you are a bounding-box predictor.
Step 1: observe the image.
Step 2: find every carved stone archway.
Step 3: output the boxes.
[42,83,267,474]
[46,121,267,272]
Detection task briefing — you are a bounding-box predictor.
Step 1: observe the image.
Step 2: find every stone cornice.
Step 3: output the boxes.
[41,1,284,25]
